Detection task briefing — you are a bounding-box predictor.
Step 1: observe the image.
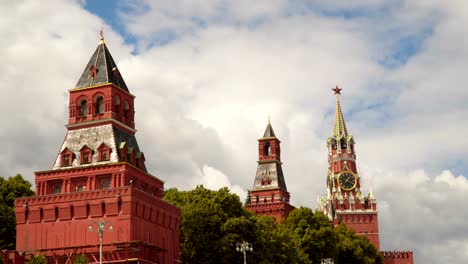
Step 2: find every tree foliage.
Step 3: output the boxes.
[164,186,383,264]
[0,174,35,249]
[28,255,46,264]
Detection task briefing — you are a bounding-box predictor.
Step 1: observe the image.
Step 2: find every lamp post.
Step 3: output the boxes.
[236,241,253,264]
[89,219,113,264]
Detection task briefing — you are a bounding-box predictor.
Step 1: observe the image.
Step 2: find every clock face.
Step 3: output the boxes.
[338,172,356,191]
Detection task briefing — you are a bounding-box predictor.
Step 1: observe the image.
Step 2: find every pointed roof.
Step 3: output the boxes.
[75,34,129,92]
[262,118,276,138]
[332,87,348,138]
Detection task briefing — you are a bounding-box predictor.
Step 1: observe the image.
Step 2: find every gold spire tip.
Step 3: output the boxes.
[99,28,105,44]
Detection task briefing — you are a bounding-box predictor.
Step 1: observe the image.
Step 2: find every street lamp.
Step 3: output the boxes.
[89,219,113,264]
[236,241,253,264]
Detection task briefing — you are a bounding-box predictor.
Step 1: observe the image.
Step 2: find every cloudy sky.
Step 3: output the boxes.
[1,0,468,262]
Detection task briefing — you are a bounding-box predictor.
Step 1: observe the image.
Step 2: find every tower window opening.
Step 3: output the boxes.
[76,185,84,192]
[55,207,59,221]
[70,205,74,219]
[331,140,337,150]
[101,150,108,161]
[52,183,62,194]
[101,179,111,189]
[80,100,88,116]
[340,139,347,149]
[95,96,104,114]
[271,194,275,202]
[101,202,106,217]
[256,196,259,204]
[82,153,90,164]
[124,102,130,119]
[40,208,44,222]
[264,197,267,203]
[86,204,90,218]
[263,143,271,156]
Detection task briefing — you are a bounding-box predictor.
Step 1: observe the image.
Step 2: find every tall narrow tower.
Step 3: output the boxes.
[317,87,380,250]
[14,35,181,264]
[245,120,294,222]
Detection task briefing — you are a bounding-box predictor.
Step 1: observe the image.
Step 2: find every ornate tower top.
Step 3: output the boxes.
[253,119,286,190]
[245,118,294,222]
[332,86,348,139]
[74,32,128,92]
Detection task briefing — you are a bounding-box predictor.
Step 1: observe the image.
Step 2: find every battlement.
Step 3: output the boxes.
[382,251,414,264]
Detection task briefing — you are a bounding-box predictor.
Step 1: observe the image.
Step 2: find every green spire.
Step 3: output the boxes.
[331,86,348,139]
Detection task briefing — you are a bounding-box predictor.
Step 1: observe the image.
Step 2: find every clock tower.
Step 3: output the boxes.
[317,87,380,250]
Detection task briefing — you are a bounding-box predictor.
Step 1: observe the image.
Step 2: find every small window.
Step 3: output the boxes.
[95,96,104,114]
[80,100,88,116]
[52,184,62,194]
[256,196,259,204]
[76,185,84,192]
[82,153,90,164]
[102,179,111,189]
[340,139,347,149]
[263,143,271,156]
[101,150,108,161]
[264,197,267,203]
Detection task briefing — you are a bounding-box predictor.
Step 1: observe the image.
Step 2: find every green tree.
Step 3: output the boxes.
[0,174,35,249]
[74,254,89,264]
[164,186,248,264]
[164,187,383,264]
[335,225,383,264]
[28,255,47,264]
[280,208,337,263]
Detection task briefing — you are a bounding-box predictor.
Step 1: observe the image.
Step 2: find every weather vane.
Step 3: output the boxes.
[99,28,104,44]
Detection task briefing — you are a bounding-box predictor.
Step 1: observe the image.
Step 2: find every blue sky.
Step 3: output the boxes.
[1,1,468,263]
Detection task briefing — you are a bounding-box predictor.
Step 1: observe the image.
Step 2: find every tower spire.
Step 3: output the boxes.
[332,86,348,138]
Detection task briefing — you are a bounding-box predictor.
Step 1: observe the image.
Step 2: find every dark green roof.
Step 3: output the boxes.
[75,41,129,92]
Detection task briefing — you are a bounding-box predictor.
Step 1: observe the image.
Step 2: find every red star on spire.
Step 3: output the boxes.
[332,85,342,95]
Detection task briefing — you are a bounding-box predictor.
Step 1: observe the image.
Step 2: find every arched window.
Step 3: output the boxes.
[114,96,121,113]
[80,100,88,116]
[340,139,347,149]
[95,96,104,114]
[263,143,271,156]
[124,102,130,119]
[331,140,337,150]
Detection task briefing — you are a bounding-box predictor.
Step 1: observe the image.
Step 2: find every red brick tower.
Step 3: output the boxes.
[316,86,380,249]
[245,119,294,222]
[14,34,181,264]
[317,87,414,264]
